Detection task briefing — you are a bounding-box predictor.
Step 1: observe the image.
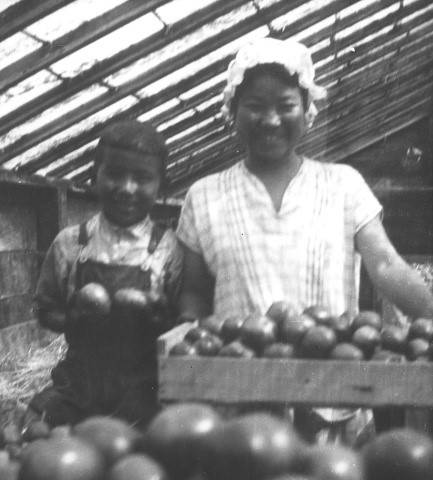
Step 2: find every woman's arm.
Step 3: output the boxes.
[355,215,433,318]
[177,243,214,320]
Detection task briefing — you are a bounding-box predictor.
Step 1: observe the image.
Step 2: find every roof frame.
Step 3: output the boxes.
[1,0,375,167]
[0,0,75,43]
[0,0,170,92]
[0,0,250,137]
[30,7,433,184]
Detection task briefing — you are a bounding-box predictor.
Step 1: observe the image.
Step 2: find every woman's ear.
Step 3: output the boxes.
[304,102,318,129]
[90,162,98,186]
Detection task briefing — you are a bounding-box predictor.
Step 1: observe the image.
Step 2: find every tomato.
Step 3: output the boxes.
[303,306,334,326]
[1,425,21,446]
[408,318,433,342]
[329,312,353,343]
[73,416,141,466]
[371,350,406,363]
[106,454,168,480]
[380,325,408,353]
[200,412,304,480]
[140,403,221,479]
[351,311,382,332]
[309,444,364,480]
[112,288,150,316]
[169,341,198,356]
[19,437,105,480]
[195,335,223,356]
[218,341,255,358]
[330,343,364,360]
[184,327,211,344]
[262,343,295,358]
[49,425,72,439]
[278,314,316,345]
[0,451,19,480]
[406,338,430,360]
[351,326,380,358]
[267,301,297,325]
[220,317,246,343]
[75,283,111,317]
[299,326,337,359]
[22,421,50,442]
[200,315,225,336]
[240,315,277,353]
[362,428,433,480]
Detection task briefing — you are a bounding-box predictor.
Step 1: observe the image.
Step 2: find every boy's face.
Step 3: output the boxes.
[96,146,161,227]
[234,72,307,166]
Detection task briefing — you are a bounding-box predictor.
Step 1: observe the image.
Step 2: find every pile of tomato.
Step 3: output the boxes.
[171,302,433,361]
[1,403,433,480]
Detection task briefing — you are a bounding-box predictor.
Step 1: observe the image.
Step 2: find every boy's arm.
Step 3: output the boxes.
[35,233,72,333]
[177,243,214,320]
[355,215,433,318]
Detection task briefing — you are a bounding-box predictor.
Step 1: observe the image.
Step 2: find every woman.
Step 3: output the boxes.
[176,38,433,441]
[177,37,433,321]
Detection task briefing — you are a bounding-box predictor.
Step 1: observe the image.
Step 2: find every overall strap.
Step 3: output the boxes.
[78,221,89,246]
[147,222,167,255]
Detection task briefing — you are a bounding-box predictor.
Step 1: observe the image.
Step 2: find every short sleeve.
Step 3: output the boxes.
[176,181,206,254]
[161,230,184,303]
[35,226,78,311]
[342,165,382,233]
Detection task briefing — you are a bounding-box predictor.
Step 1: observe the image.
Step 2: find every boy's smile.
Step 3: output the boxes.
[96,146,161,227]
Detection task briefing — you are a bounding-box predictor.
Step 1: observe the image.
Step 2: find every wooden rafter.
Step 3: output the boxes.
[0,0,75,43]
[0,0,171,93]
[0,0,250,137]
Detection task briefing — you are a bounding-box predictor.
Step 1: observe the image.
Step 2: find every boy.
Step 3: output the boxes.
[27,120,182,427]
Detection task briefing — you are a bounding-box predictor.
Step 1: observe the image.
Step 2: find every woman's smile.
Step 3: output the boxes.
[234,73,307,167]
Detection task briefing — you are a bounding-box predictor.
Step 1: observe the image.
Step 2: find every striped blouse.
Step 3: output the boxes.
[177,158,382,320]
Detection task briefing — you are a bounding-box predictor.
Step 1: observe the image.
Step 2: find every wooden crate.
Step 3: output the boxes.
[157,323,433,408]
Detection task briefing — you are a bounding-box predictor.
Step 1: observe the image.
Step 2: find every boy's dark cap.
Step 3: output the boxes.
[96,120,168,160]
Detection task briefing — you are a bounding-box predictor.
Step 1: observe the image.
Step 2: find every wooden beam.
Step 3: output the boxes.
[0,0,170,93]
[0,0,249,137]
[315,99,431,164]
[332,112,431,165]
[24,23,430,176]
[308,54,433,145]
[4,74,224,170]
[18,58,229,175]
[317,14,433,84]
[0,0,312,162]
[5,0,428,186]
[45,51,433,186]
[168,85,431,190]
[0,0,75,43]
[310,0,432,67]
[5,0,428,171]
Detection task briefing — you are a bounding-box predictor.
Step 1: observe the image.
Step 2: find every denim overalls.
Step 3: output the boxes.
[30,221,168,428]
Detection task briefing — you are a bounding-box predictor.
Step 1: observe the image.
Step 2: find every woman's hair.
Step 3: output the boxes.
[92,120,168,187]
[230,63,310,117]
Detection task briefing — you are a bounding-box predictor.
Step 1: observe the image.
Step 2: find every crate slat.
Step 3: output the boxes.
[158,357,433,407]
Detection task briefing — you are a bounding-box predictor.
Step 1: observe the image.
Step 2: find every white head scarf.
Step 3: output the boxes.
[221,37,327,126]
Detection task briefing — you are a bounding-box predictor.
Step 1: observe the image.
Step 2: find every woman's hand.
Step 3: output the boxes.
[355,215,433,318]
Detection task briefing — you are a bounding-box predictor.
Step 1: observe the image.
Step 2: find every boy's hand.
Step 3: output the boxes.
[38,309,68,334]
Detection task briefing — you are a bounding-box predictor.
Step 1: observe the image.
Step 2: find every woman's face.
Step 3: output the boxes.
[96,146,161,227]
[234,72,307,167]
